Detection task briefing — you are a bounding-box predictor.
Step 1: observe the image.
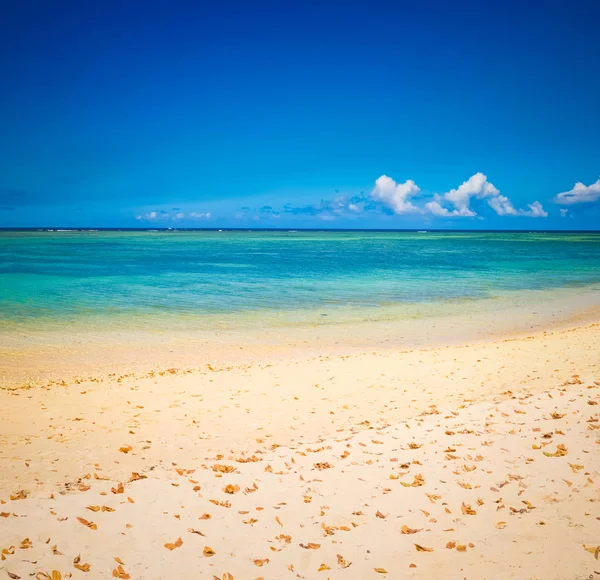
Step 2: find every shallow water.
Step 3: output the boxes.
[1,230,599,331]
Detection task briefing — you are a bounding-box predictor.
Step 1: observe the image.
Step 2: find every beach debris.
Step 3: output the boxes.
[300,543,321,550]
[543,444,568,457]
[73,555,91,572]
[164,538,183,551]
[111,483,124,494]
[461,503,477,515]
[401,474,425,487]
[583,545,600,559]
[253,558,269,567]
[76,517,97,530]
[401,525,421,534]
[112,564,130,578]
[374,568,388,574]
[414,544,434,552]
[213,464,235,473]
[203,546,216,557]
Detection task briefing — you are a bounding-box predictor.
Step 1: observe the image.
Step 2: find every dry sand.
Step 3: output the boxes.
[1,320,599,579]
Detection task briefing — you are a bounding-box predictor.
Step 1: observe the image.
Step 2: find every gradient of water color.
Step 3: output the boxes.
[1,230,599,331]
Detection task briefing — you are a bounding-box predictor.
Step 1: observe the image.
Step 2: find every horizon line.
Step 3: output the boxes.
[1,227,599,234]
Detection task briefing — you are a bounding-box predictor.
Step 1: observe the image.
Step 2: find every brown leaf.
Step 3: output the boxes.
[212,464,235,473]
[51,573,62,580]
[374,568,388,574]
[203,546,216,557]
[300,543,321,550]
[376,511,387,519]
[112,565,130,579]
[73,555,91,572]
[496,521,507,529]
[76,517,97,530]
[118,445,133,453]
[456,544,467,552]
[188,528,206,536]
[86,506,101,512]
[317,563,330,571]
[583,545,600,560]
[414,544,434,552]
[543,444,568,457]
[111,483,124,494]
[337,554,352,569]
[401,525,421,534]
[7,572,20,579]
[461,503,477,516]
[253,558,270,567]
[223,484,240,494]
[164,537,183,551]
[314,462,333,470]
[401,474,424,487]
[113,558,125,565]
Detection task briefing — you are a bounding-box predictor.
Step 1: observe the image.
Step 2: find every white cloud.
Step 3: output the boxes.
[370,175,421,214]
[135,210,212,221]
[135,211,159,221]
[487,194,518,216]
[487,196,548,218]
[525,201,548,218]
[422,172,546,218]
[555,179,600,205]
[425,173,498,217]
[560,208,569,217]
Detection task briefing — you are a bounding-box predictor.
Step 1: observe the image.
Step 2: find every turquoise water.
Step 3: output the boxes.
[1,230,599,330]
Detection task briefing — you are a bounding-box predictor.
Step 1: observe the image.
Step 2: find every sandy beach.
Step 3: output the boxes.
[1,313,599,579]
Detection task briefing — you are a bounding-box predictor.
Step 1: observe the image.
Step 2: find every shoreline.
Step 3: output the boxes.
[1,284,600,388]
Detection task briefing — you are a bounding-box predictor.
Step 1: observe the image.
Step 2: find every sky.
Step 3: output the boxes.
[1,0,599,229]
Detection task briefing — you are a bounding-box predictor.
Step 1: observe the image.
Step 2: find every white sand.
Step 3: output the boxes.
[1,321,599,579]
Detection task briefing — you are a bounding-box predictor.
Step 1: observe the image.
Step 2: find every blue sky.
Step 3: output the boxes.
[1,0,599,229]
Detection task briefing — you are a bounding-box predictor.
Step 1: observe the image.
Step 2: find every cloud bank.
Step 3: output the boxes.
[281,172,548,220]
[136,210,211,222]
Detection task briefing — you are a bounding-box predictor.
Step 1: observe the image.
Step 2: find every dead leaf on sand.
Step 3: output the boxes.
[543,444,568,457]
[76,517,97,530]
[164,538,183,551]
[300,543,321,550]
[73,555,91,572]
[401,525,421,534]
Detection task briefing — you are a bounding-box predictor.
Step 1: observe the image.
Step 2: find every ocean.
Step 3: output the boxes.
[1,230,599,332]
